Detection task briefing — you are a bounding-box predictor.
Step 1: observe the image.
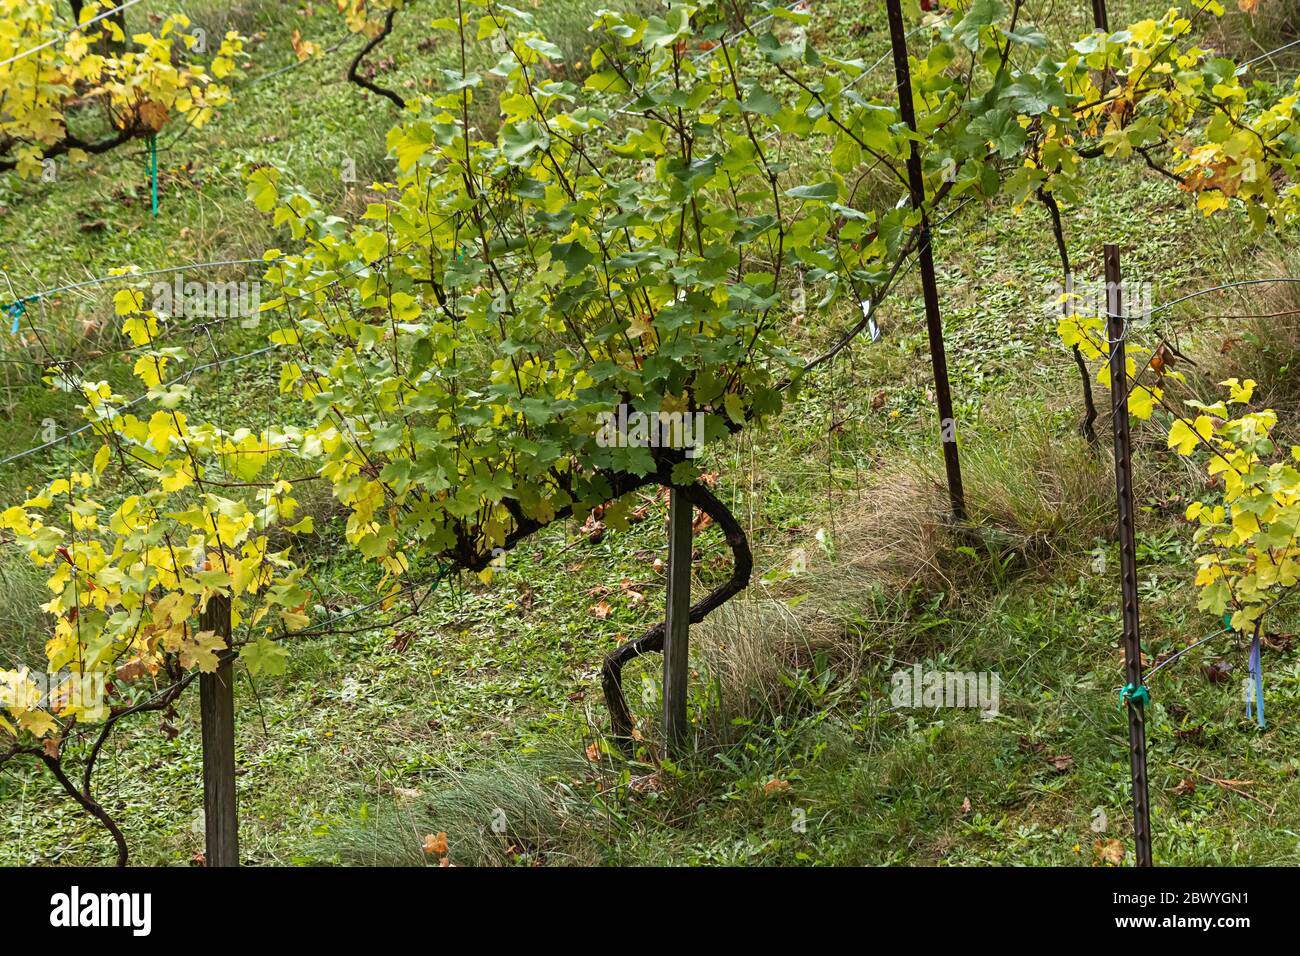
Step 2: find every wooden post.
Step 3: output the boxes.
[661,488,693,757]
[200,593,239,867]
[1105,244,1154,867]
[885,0,966,521]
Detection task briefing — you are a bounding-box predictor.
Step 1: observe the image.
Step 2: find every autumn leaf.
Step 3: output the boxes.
[137,99,170,132]
[630,772,664,793]
[763,778,791,795]
[590,600,612,620]
[422,832,448,856]
[290,30,319,61]
[18,708,58,738]
[180,630,227,673]
[115,657,151,683]
[1094,838,1125,866]
[1203,659,1233,683]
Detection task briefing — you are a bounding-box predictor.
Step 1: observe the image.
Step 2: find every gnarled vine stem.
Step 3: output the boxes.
[600,479,753,750]
[347,7,406,109]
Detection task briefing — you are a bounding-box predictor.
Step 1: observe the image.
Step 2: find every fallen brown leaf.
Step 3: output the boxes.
[1094,838,1125,866]
[422,832,448,856]
[1049,754,1074,773]
[1203,659,1234,683]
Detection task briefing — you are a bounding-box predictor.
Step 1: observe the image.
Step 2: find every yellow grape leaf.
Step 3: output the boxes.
[181,630,227,673]
[113,289,144,316]
[1127,385,1156,420]
[1220,377,1256,405]
[92,443,111,477]
[1197,192,1230,216]
[17,708,58,738]
[1168,416,1213,456]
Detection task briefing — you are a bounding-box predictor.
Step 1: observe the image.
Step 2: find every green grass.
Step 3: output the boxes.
[3,0,1300,867]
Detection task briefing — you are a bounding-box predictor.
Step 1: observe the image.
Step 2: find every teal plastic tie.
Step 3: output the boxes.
[4,296,35,334]
[148,134,159,217]
[1119,683,1150,710]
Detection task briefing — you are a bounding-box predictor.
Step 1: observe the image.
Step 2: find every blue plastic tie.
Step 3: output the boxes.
[1247,633,1265,728]
[4,296,35,334]
[148,134,159,217]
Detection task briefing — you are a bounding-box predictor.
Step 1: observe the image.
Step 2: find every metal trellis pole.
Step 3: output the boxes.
[885,0,966,521]
[1105,243,1153,868]
[1091,0,1110,32]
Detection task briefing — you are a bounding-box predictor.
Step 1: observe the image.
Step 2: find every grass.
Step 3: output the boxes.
[2,0,1300,868]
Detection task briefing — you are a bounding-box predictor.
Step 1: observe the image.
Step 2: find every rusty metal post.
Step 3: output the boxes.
[885,0,966,521]
[1092,0,1110,32]
[1105,244,1153,867]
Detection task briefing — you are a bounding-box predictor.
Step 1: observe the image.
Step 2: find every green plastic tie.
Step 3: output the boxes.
[1119,683,1150,710]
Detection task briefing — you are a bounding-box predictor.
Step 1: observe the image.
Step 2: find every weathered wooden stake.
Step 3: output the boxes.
[1105,244,1153,867]
[662,488,693,757]
[885,0,966,521]
[200,592,239,867]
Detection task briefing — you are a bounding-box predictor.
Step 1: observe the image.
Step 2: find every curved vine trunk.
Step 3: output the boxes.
[347,7,407,109]
[40,752,128,867]
[600,480,753,750]
[1039,188,1098,445]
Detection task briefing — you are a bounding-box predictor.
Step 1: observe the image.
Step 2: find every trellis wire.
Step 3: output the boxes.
[246,30,360,88]
[1239,36,1300,72]
[1146,278,1300,318]
[0,0,144,69]
[0,345,275,468]
[2,258,282,315]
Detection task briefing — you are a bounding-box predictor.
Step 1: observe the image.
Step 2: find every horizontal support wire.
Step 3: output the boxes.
[0,0,144,69]
[0,345,275,468]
